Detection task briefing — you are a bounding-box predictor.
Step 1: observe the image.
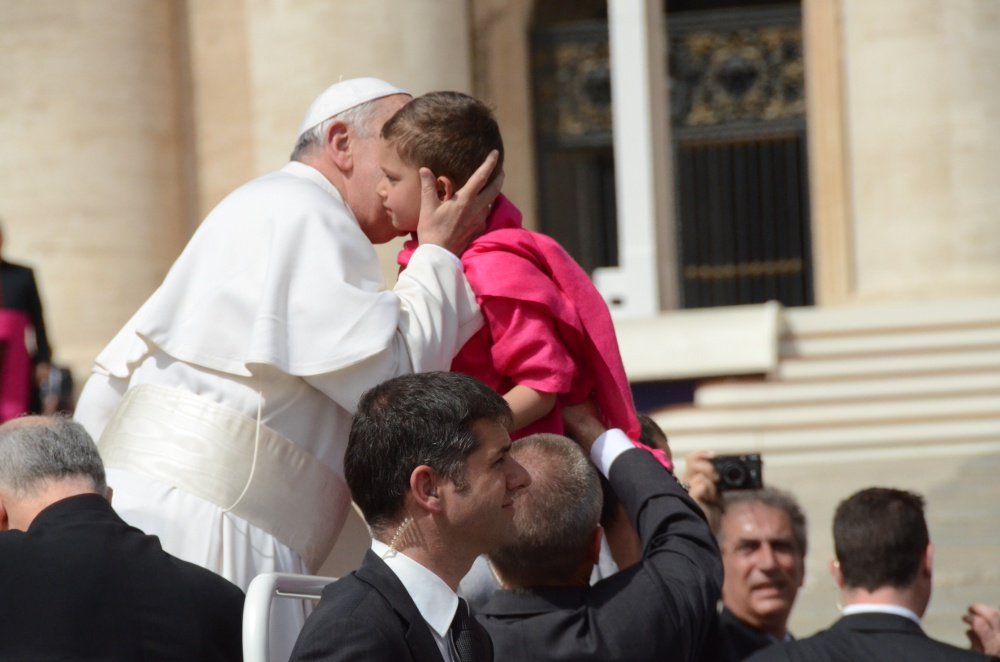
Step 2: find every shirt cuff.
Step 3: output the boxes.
[590,428,633,478]
[414,242,463,269]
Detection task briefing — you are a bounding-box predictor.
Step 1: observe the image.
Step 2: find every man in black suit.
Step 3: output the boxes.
[474,407,723,661]
[684,451,808,661]
[0,415,244,661]
[290,372,532,661]
[748,487,995,661]
[0,223,52,418]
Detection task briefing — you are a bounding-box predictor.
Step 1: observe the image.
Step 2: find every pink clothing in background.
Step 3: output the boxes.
[0,310,32,422]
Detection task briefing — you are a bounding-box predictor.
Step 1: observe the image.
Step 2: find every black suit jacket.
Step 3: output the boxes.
[0,259,50,363]
[476,448,723,662]
[701,606,782,661]
[291,549,494,661]
[0,493,244,661]
[746,612,996,662]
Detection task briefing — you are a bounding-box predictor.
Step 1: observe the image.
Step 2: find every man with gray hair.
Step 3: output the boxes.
[476,409,722,661]
[0,416,243,661]
[684,451,808,661]
[74,78,501,656]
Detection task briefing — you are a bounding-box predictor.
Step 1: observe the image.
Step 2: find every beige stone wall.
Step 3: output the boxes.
[0,1,190,376]
[836,0,1000,303]
[470,0,539,230]
[186,0,474,295]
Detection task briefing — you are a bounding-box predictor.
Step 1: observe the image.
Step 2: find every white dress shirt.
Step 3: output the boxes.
[372,539,462,662]
[841,603,923,626]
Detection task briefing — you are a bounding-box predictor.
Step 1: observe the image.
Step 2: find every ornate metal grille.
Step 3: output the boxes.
[529,5,812,308]
[670,6,813,307]
[531,22,618,274]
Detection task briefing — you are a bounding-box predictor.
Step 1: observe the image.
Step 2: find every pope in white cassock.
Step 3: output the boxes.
[74,78,501,657]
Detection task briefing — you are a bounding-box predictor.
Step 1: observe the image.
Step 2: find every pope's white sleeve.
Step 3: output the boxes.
[393,244,482,372]
[304,244,481,412]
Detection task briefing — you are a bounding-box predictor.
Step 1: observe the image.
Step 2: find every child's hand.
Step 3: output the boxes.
[416,150,503,254]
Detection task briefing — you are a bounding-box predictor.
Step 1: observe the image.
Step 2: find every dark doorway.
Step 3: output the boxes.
[529,0,813,309]
[669,5,813,307]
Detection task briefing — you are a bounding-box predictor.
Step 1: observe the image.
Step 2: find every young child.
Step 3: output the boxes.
[378,91,670,467]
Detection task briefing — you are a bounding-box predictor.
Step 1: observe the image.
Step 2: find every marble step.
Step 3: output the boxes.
[658,415,1000,458]
[782,296,1000,337]
[654,392,1000,433]
[779,326,1000,360]
[694,371,1000,408]
[775,348,1000,381]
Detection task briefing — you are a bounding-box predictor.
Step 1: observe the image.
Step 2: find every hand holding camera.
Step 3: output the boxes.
[682,450,764,533]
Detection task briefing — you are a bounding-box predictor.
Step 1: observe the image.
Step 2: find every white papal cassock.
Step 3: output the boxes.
[75,161,482,658]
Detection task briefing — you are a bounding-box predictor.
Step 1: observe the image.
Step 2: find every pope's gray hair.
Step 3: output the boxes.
[0,416,106,497]
[290,97,387,161]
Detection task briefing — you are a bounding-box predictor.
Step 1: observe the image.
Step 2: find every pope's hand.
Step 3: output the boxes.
[416,150,503,255]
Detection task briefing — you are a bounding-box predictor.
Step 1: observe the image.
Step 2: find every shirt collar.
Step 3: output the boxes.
[371,539,459,637]
[841,603,922,626]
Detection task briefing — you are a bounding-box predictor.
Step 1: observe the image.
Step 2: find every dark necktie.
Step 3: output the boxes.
[450,597,476,662]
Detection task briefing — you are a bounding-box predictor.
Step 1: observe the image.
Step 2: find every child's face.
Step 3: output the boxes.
[376,139,422,233]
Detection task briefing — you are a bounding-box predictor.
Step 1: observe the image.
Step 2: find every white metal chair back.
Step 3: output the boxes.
[243,572,336,662]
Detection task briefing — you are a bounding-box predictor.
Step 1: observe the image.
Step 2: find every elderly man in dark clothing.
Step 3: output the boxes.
[0,416,244,661]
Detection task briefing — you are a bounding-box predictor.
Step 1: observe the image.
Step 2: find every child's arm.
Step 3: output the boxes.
[503,384,557,431]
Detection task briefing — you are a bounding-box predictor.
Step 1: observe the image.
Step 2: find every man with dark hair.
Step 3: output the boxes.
[748,487,994,661]
[291,371,531,661]
[684,451,808,661]
[475,408,722,661]
[0,416,243,661]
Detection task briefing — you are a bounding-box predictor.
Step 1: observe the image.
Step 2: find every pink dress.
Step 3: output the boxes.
[399,195,672,469]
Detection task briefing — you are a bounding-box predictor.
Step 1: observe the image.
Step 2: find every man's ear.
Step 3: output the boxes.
[588,527,603,567]
[436,176,456,201]
[0,496,8,532]
[324,120,353,171]
[829,559,845,589]
[923,542,934,578]
[409,465,444,513]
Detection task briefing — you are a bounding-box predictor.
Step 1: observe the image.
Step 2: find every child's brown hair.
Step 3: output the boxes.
[380,91,504,189]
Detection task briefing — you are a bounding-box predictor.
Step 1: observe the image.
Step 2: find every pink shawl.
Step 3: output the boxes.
[399,196,671,469]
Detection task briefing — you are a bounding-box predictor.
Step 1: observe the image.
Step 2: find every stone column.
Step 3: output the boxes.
[186,0,473,284]
[0,1,190,377]
[808,0,1000,304]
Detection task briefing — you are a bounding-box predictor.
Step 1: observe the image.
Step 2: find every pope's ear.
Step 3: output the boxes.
[324,120,352,170]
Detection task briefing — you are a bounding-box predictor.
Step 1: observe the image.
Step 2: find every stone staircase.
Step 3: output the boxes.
[647,296,1000,462]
